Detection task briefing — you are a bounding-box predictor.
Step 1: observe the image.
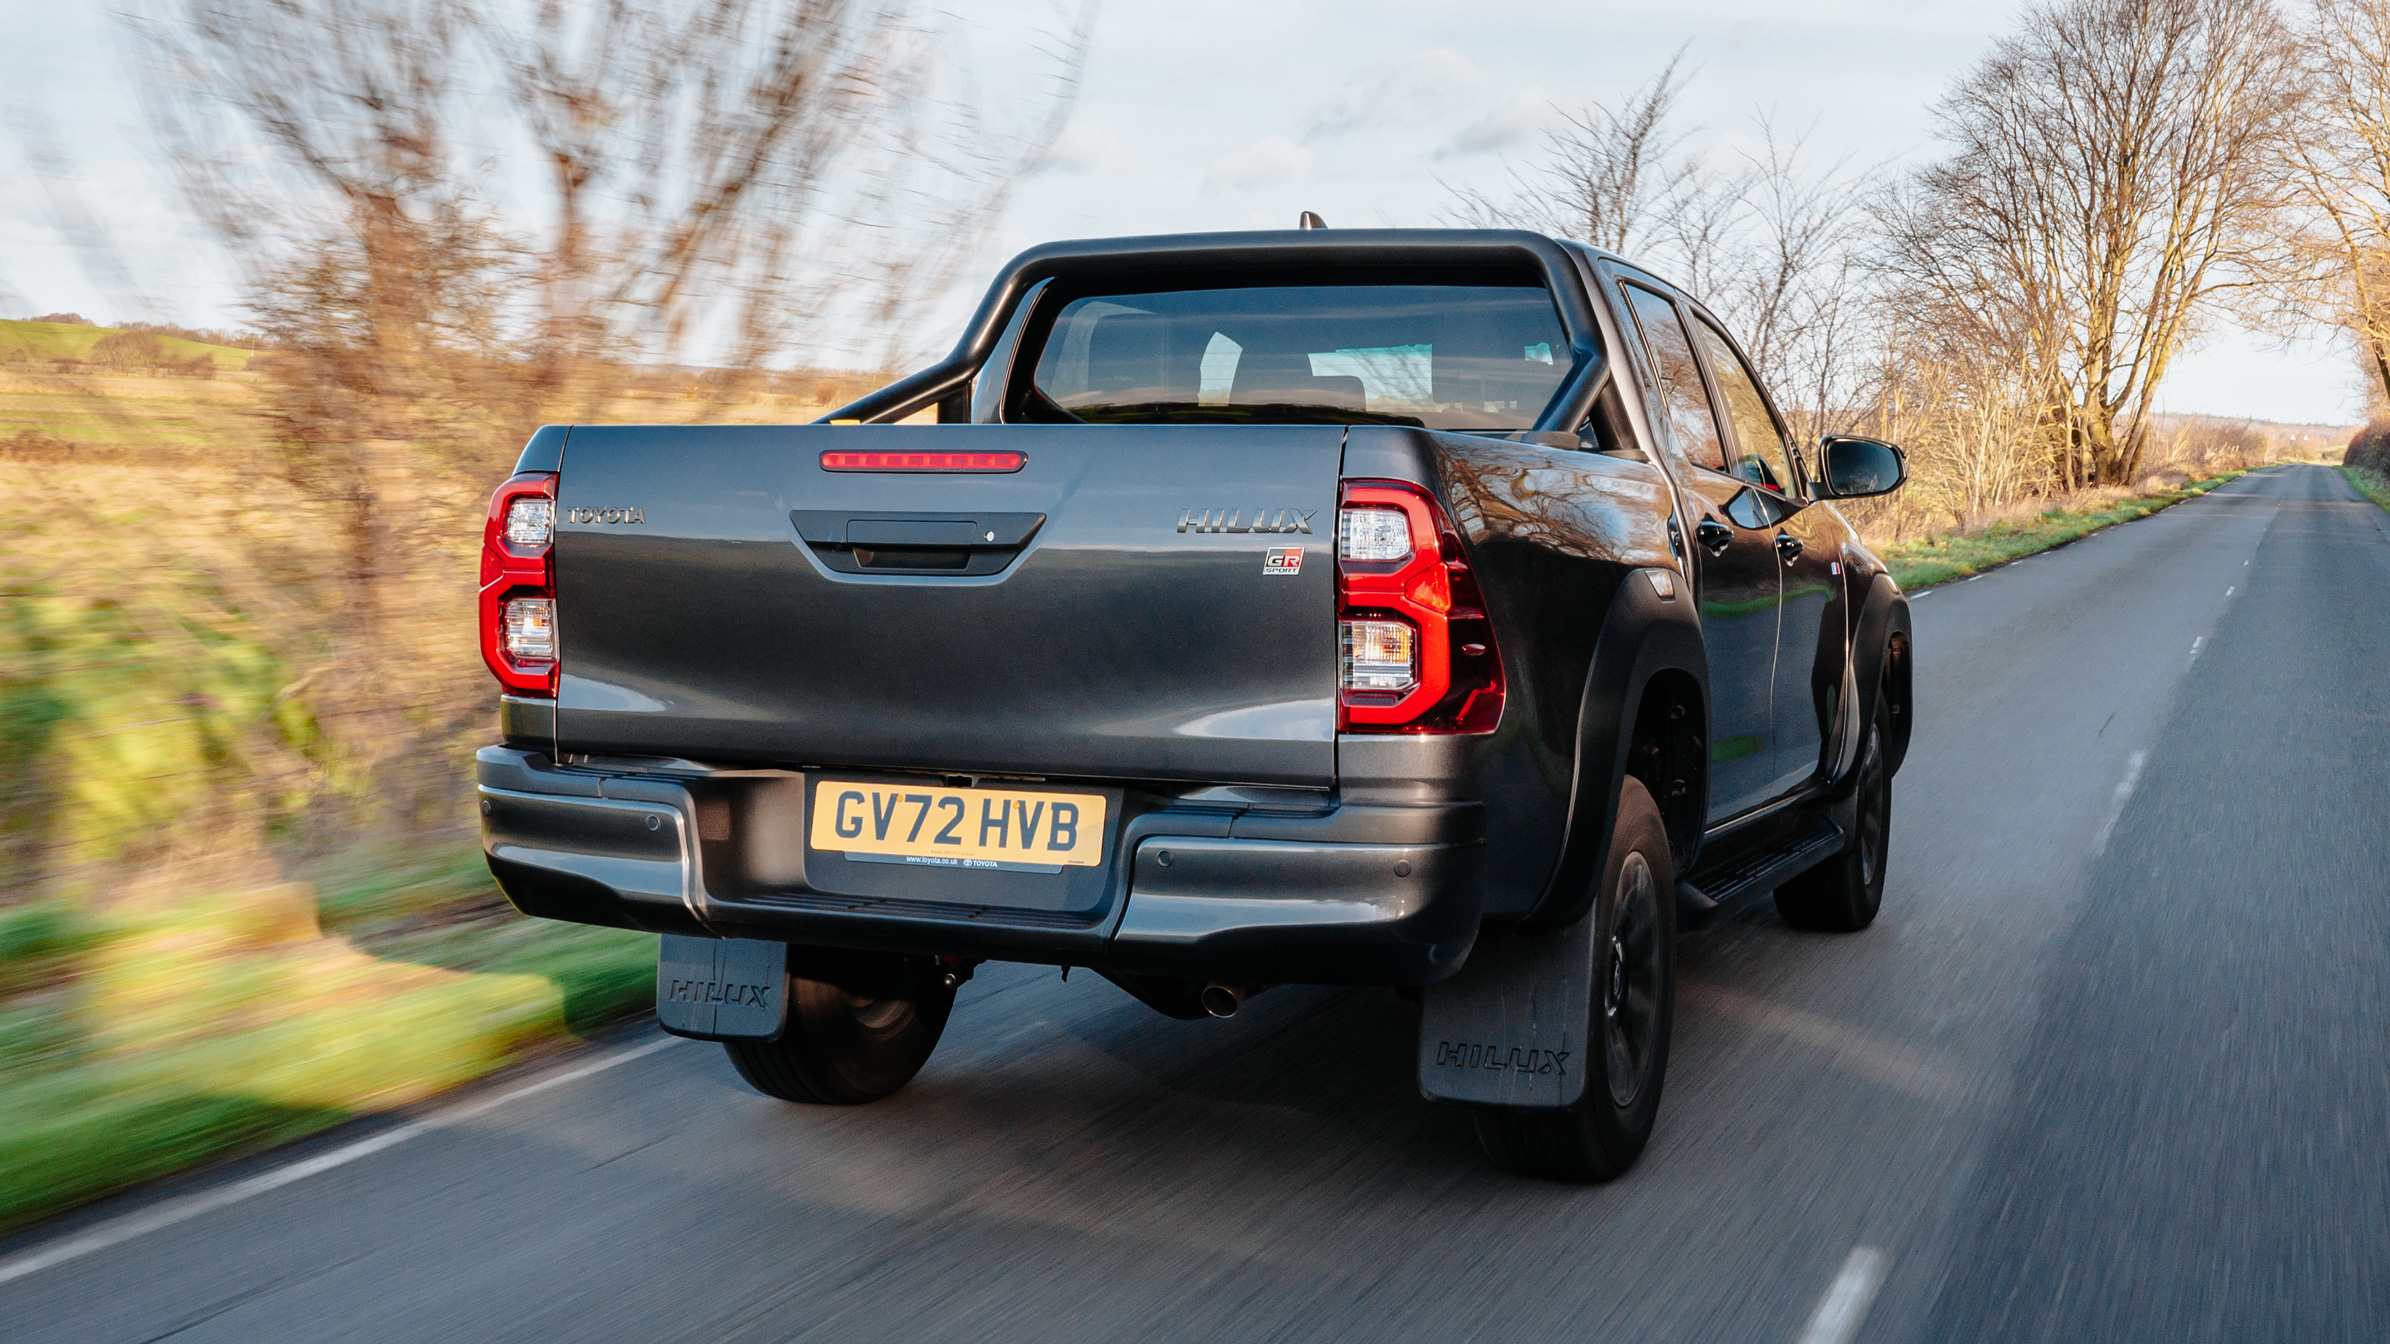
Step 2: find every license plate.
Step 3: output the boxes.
[808,780,1108,873]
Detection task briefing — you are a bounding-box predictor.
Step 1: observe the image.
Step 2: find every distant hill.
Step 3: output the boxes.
[0,319,258,371]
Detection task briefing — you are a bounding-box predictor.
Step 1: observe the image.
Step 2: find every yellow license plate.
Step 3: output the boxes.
[809,780,1108,871]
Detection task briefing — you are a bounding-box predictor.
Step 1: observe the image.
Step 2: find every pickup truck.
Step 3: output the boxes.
[475,228,1913,1182]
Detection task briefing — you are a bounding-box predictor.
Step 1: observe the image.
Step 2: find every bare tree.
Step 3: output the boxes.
[1714,118,1870,443]
[2279,0,2390,410]
[1451,48,1750,287]
[124,0,1087,830]
[1879,0,2300,488]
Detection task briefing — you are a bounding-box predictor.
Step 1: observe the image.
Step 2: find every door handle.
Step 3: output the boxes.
[1775,531,1804,563]
[1695,519,1733,556]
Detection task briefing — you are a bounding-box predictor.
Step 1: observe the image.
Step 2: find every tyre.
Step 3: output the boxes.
[1775,699,1892,932]
[1474,777,1676,1182]
[724,952,956,1104]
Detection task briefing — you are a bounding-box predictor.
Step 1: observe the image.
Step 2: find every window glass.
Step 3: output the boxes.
[1621,285,1726,472]
[1690,316,1792,494]
[1021,283,1572,430]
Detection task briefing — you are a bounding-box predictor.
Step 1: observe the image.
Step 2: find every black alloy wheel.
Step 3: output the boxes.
[1603,848,1665,1109]
[725,953,956,1104]
[1474,776,1678,1182]
[1775,699,1892,932]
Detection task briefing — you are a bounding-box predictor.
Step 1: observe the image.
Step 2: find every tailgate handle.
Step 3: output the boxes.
[790,511,1046,576]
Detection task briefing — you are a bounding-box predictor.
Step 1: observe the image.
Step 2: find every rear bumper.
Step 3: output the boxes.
[478,747,1484,985]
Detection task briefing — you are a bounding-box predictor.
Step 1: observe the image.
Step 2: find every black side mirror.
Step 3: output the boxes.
[1814,435,1907,499]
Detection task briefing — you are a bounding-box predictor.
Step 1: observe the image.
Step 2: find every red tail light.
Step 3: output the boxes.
[1336,480,1504,733]
[479,472,559,696]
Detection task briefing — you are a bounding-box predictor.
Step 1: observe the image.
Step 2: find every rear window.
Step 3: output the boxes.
[1013,282,1572,431]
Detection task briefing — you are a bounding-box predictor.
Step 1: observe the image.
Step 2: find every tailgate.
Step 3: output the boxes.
[551,424,1342,786]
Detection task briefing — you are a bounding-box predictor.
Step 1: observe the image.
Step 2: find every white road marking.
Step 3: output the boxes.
[1912,589,1934,599]
[1964,574,1982,582]
[2093,750,2150,855]
[2188,635,2206,666]
[2225,586,2235,597]
[1797,1246,1890,1344]
[0,1034,682,1287]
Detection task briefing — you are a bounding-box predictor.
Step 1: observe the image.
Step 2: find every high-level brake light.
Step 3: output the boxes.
[480,472,559,696]
[820,450,1025,473]
[1335,481,1504,733]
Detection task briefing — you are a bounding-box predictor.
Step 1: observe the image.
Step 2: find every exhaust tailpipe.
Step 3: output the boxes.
[1200,982,1274,1018]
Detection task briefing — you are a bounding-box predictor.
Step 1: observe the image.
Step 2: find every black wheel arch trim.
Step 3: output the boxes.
[1835,573,1912,790]
[1516,568,1708,930]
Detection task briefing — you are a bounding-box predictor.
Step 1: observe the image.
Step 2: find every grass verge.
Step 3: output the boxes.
[2340,464,2390,510]
[0,854,655,1234]
[1881,469,2252,590]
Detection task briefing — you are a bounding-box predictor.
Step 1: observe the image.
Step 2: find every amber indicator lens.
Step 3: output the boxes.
[502,597,557,662]
[820,450,1026,473]
[1340,618,1418,693]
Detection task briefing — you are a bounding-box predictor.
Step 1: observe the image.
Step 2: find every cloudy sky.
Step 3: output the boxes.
[0,0,2360,424]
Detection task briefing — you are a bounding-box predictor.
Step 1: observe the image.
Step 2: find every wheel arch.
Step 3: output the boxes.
[1517,569,1708,929]
[1840,573,1913,786]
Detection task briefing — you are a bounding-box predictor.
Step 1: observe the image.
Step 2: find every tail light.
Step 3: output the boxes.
[480,472,559,696]
[1336,480,1504,732]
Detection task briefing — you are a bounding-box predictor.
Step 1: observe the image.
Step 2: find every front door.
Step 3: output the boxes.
[1619,284,1782,821]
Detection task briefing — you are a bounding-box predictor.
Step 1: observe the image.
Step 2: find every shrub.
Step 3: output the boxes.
[88,331,166,372]
[2345,420,2390,476]
[26,313,92,326]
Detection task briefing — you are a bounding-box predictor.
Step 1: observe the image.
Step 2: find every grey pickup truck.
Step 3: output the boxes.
[475,228,1913,1181]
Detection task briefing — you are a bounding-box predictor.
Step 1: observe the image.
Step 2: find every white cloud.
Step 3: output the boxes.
[1442,86,1560,157]
[1306,48,1492,137]
[1046,118,1125,174]
[1203,136,1313,193]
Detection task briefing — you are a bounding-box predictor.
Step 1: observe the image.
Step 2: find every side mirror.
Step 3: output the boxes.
[1814,435,1907,499]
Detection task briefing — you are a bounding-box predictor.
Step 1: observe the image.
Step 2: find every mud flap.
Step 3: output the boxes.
[1416,918,1593,1109]
[655,935,788,1041]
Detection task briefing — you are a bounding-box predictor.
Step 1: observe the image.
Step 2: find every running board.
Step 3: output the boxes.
[1677,819,1848,931]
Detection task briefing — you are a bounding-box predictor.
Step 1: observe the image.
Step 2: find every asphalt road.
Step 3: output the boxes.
[6,463,2385,1343]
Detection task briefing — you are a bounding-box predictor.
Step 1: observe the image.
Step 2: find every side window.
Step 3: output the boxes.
[1689,317,1793,494]
[1621,284,1726,473]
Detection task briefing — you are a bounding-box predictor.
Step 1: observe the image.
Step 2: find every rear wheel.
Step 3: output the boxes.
[724,953,956,1104]
[1775,700,1892,932]
[1473,777,1676,1182]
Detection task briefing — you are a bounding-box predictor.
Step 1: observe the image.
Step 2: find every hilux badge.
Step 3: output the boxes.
[1178,508,1314,534]
[1263,546,1303,576]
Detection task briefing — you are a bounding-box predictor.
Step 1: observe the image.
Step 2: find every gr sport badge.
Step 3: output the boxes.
[1263,546,1303,576]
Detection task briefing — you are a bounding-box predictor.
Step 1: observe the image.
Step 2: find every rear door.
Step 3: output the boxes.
[1686,314,1846,799]
[551,423,1341,787]
[1617,283,1783,821]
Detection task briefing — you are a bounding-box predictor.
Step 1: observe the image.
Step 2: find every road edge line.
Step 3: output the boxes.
[0,1034,680,1288]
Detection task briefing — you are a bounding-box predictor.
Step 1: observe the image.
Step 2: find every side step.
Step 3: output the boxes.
[1676,818,1848,931]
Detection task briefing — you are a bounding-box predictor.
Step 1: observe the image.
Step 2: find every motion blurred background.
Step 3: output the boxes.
[0,0,2380,1232]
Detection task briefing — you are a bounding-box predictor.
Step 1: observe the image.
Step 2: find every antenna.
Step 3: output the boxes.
[1298,211,1327,230]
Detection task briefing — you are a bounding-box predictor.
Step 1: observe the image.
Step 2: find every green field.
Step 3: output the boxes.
[0,319,257,371]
